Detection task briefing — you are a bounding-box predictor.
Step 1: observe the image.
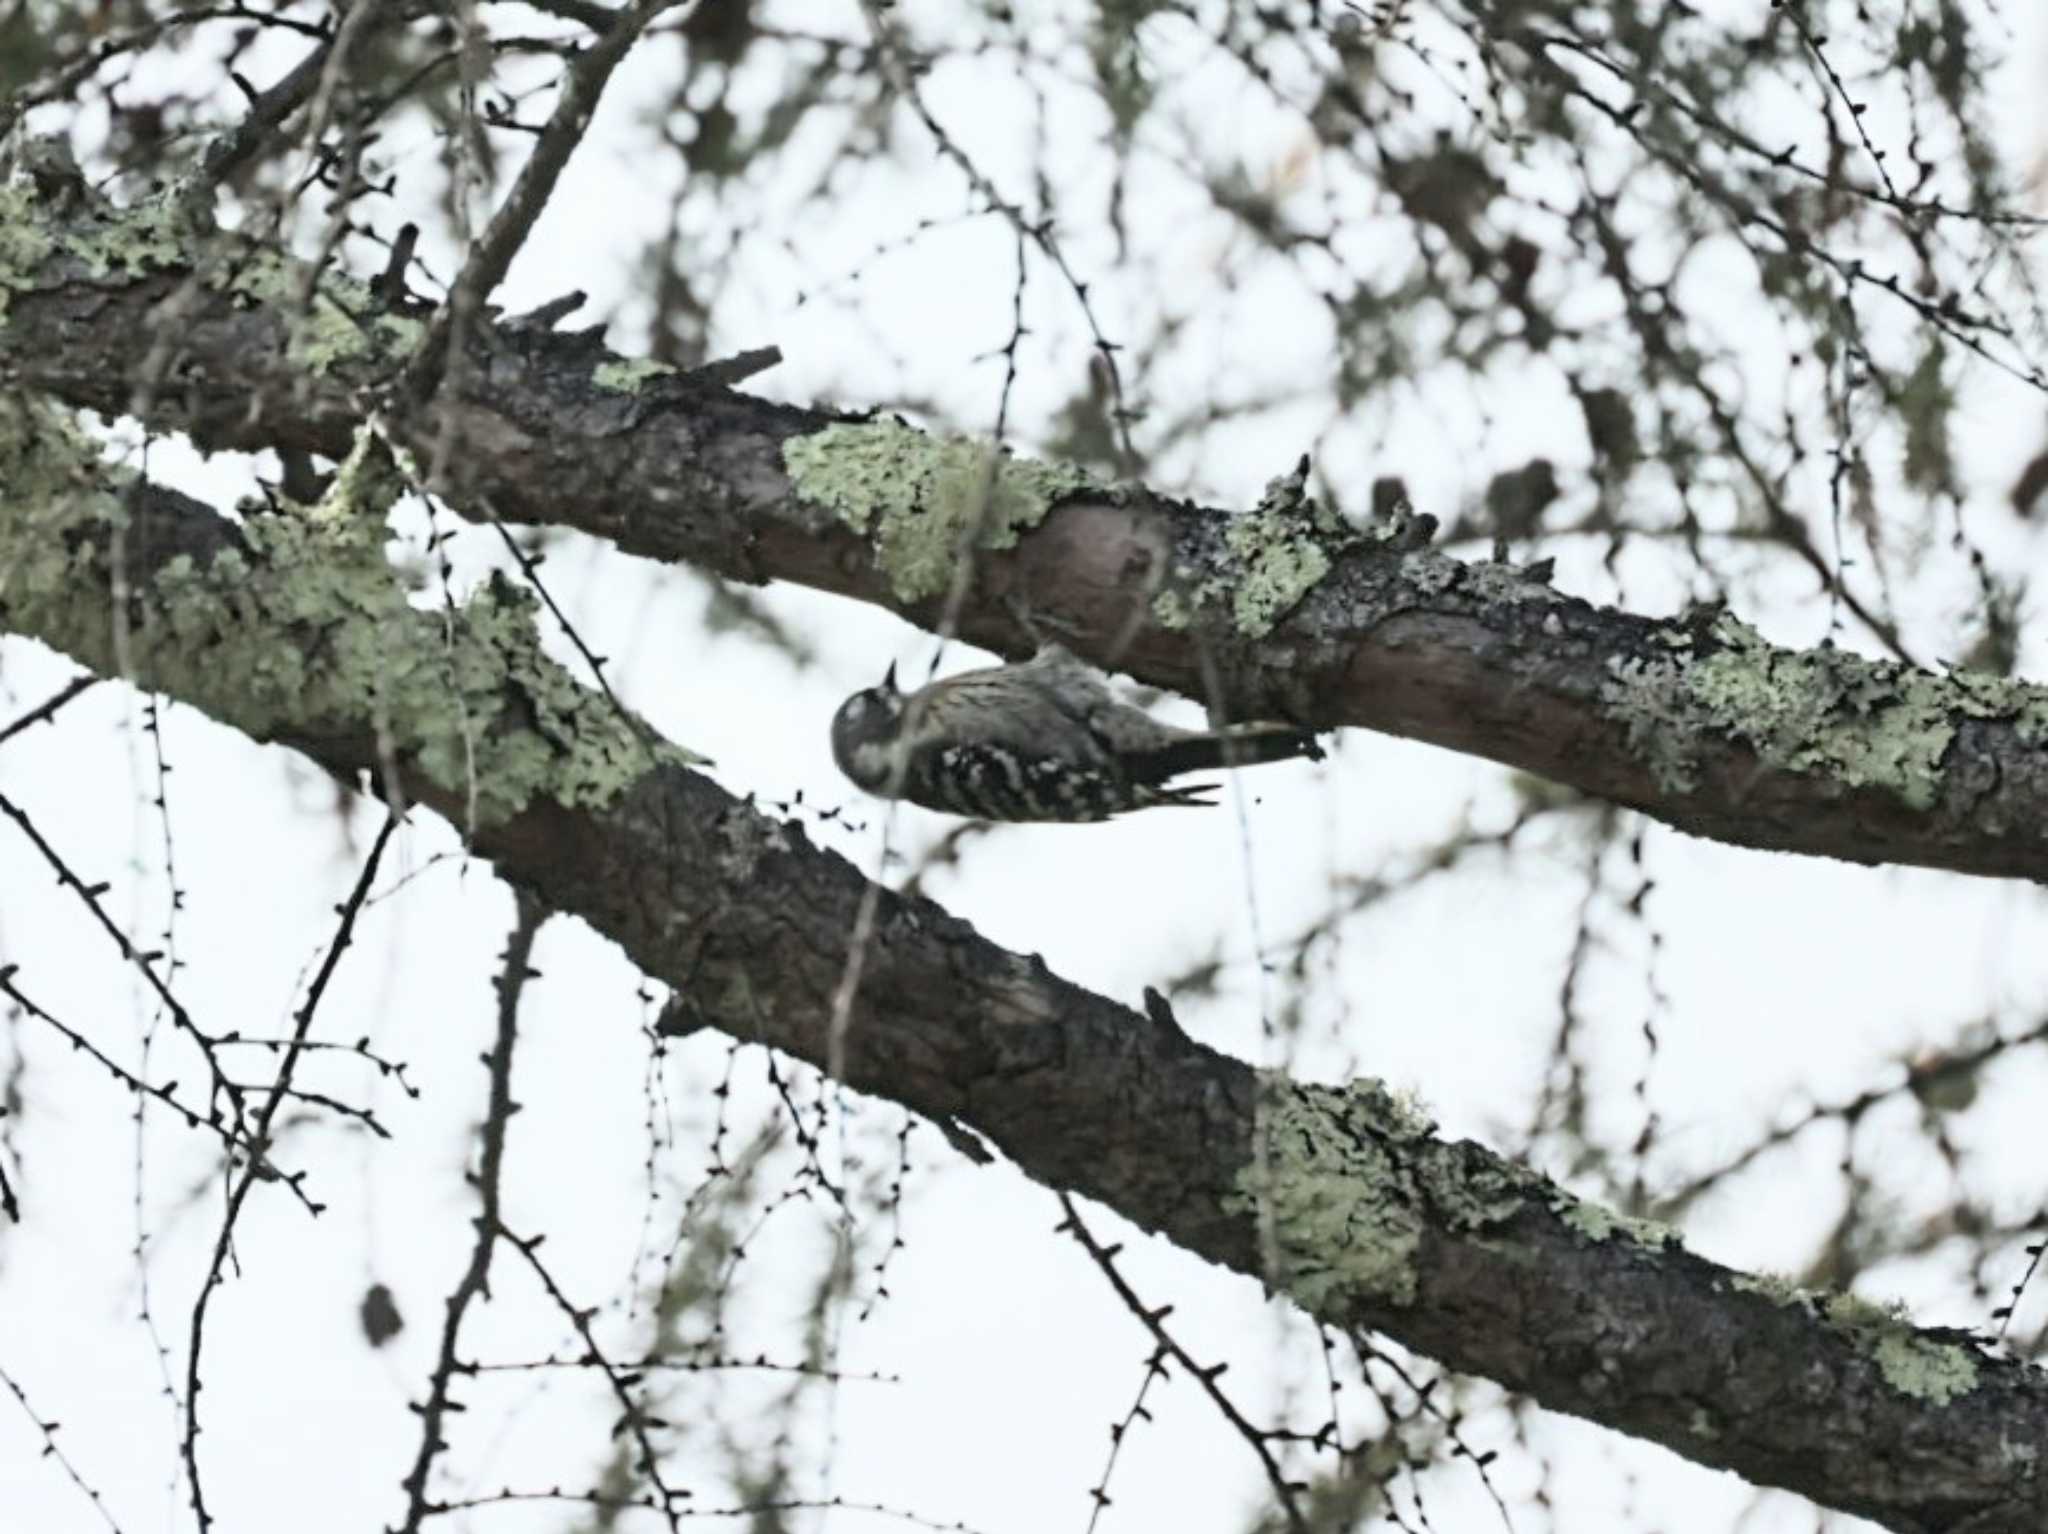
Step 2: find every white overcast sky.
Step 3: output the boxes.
[6,4,2048,1533]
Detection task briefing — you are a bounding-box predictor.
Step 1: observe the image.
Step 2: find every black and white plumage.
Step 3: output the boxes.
[829,645,1324,822]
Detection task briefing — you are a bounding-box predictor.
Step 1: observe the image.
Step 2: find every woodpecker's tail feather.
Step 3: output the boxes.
[1126,724,1324,784]
[1137,782,1221,809]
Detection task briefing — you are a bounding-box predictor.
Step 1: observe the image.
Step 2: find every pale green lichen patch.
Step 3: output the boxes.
[1600,611,2048,806]
[1,405,696,828]
[0,400,115,601]
[1552,1191,1680,1252]
[1222,509,1332,637]
[1866,1329,1979,1405]
[1602,650,1710,793]
[0,179,54,318]
[1820,1294,1981,1406]
[1227,1076,1430,1312]
[1462,558,1565,609]
[781,418,1098,602]
[1821,1290,1907,1330]
[1436,1150,1545,1231]
[222,250,422,372]
[2,158,419,371]
[1948,667,2048,746]
[594,357,676,393]
[1152,463,1353,639]
[1151,587,1193,631]
[1398,549,1465,600]
[66,190,194,279]
[0,161,188,297]
[1729,1274,1980,1407]
[1729,1269,1806,1306]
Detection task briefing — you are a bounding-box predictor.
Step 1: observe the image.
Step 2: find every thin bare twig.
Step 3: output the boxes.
[181,812,399,1533]
[499,1223,691,1529]
[395,888,547,1533]
[0,674,97,750]
[1056,1193,1310,1534]
[0,1360,124,1532]
[410,0,699,393]
[190,31,339,195]
[0,790,245,1139]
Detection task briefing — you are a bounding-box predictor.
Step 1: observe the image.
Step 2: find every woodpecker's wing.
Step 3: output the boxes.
[1013,645,1196,753]
[1022,645,1323,771]
[909,659,1108,761]
[913,646,1192,758]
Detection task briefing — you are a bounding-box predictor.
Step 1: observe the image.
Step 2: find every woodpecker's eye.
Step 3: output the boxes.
[839,692,892,737]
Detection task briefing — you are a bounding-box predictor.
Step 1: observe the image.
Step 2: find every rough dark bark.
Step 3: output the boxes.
[3,411,2043,1534]
[4,167,2047,884]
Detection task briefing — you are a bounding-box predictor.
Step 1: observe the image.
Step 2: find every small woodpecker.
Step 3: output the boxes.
[829,645,1323,822]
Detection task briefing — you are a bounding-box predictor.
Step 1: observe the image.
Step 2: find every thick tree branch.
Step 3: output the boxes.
[3,164,2046,891]
[0,396,2041,1534]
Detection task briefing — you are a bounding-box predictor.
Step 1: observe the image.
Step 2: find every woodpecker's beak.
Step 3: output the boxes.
[880,662,898,694]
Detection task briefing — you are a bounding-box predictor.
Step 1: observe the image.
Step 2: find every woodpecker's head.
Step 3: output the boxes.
[830,662,909,793]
